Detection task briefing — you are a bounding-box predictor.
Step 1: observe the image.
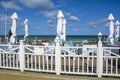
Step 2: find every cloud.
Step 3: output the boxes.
[55,0,66,8]
[42,10,58,19]
[64,12,80,22]
[19,0,54,9]
[36,10,58,27]
[87,18,107,27]
[43,10,57,28]
[1,1,22,10]
[47,19,53,24]
[0,15,11,24]
[88,22,98,27]
[36,10,80,28]
[104,23,109,27]
[69,16,80,21]
[65,12,71,17]
[0,16,5,23]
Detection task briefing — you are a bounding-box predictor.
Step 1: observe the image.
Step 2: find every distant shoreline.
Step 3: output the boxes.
[0,35,108,37]
[0,35,107,42]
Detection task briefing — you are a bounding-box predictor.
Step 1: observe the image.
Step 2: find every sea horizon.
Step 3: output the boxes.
[0,34,108,37]
[0,35,107,42]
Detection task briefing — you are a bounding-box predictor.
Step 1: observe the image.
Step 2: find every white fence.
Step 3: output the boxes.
[0,40,120,78]
[0,44,20,69]
[103,47,120,77]
[60,46,97,76]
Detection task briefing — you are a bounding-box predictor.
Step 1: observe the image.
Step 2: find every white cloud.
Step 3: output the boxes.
[0,16,5,22]
[48,24,55,27]
[19,0,54,9]
[43,10,57,18]
[0,15,11,24]
[88,18,107,27]
[36,10,81,28]
[36,10,58,27]
[1,1,22,10]
[42,10,58,27]
[47,19,53,24]
[65,12,71,17]
[65,12,80,22]
[69,16,80,21]
[104,23,109,27]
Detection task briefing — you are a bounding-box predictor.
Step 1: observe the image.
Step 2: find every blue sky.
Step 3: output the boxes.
[0,0,120,36]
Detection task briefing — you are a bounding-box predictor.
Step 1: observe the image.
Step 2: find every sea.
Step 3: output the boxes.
[0,35,107,42]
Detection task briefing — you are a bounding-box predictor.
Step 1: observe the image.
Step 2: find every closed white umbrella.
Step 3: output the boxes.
[115,20,120,41]
[107,13,114,45]
[57,10,64,35]
[62,18,66,41]
[24,19,28,42]
[108,13,114,38]
[54,10,64,42]
[10,12,18,44]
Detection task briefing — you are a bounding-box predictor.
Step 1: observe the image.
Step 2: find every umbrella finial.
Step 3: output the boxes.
[57,10,64,18]
[115,20,120,26]
[11,12,18,19]
[108,13,114,20]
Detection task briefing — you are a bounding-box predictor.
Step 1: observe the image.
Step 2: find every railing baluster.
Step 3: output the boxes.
[77,57,79,72]
[68,56,70,72]
[111,58,113,74]
[73,56,75,72]
[43,55,45,70]
[92,56,93,73]
[82,57,84,72]
[51,55,53,71]
[26,54,29,69]
[16,54,19,68]
[39,55,41,70]
[6,54,8,67]
[3,54,5,67]
[116,58,118,74]
[35,55,36,69]
[87,57,89,73]
[13,54,15,68]
[0,53,1,67]
[15,54,16,67]
[64,56,66,72]
[46,55,49,71]
[9,53,12,67]
[105,58,107,74]
[31,55,33,69]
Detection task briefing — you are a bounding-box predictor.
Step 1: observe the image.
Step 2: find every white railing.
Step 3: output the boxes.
[103,47,120,77]
[0,40,120,78]
[61,46,97,76]
[24,45,55,73]
[0,44,20,69]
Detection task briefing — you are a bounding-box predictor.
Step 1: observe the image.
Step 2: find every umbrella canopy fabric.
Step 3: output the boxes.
[24,19,29,41]
[108,13,114,38]
[115,20,120,41]
[57,10,64,35]
[54,10,65,43]
[62,18,66,41]
[107,13,114,45]
[10,12,18,44]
